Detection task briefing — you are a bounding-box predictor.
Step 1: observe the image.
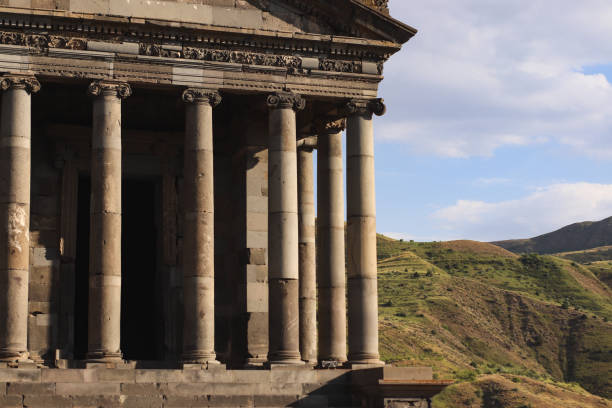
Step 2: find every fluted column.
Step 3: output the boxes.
[0,75,40,362]
[316,118,347,364]
[267,92,305,365]
[87,81,131,362]
[346,98,386,366]
[297,136,317,364]
[181,88,222,364]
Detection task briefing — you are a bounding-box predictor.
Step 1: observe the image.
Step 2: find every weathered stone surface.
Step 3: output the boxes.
[6,382,55,395]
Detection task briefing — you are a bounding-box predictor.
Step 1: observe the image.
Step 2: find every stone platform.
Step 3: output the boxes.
[0,365,450,408]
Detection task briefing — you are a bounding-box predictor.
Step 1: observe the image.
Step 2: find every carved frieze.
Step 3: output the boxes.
[0,31,86,51]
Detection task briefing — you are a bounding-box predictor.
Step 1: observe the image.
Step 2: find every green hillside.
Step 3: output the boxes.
[376,238,612,405]
[493,216,612,254]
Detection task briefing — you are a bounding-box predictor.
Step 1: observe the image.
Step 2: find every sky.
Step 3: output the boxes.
[369,0,612,242]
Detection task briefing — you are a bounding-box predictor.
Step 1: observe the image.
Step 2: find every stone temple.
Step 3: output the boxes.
[0,1,451,407]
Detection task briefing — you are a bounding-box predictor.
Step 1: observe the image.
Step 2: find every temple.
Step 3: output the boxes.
[0,1,450,407]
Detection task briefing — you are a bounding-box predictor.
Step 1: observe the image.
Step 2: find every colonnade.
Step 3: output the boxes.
[0,75,385,367]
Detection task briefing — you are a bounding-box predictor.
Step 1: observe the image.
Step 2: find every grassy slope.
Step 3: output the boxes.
[376,238,612,403]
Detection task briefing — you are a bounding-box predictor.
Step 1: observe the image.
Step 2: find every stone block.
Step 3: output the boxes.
[0,396,23,408]
[120,383,162,396]
[206,394,254,407]
[41,368,86,383]
[28,284,53,302]
[246,282,267,313]
[69,395,122,407]
[246,265,267,283]
[7,382,54,395]
[247,212,267,232]
[134,370,184,383]
[30,215,57,231]
[297,394,328,407]
[246,231,267,249]
[122,396,164,408]
[29,267,58,286]
[31,195,58,217]
[23,395,71,408]
[232,370,271,384]
[28,301,53,314]
[246,196,267,215]
[253,394,300,407]
[246,248,266,266]
[31,247,59,267]
[29,231,58,248]
[55,382,120,395]
[93,368,136,383]
[270,367,316,384]
[0,369,41,382]
[164,395,198,407]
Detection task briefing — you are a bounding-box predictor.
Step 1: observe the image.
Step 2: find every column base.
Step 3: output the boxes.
[346,353,384,368]
[0,349,30,363]
[86,350,123,363]
[266,351,306,366]
[182,351,219,365]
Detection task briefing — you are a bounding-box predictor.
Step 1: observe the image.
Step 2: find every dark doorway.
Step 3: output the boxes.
[74,177,91,360]
[121,179,161,361]
[74,177,161,361]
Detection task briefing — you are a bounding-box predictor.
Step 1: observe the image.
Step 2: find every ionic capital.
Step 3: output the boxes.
[344,98,386,117]
[87,81,132,99]
[315,117,347,135]
[267,91,306,111]
[182,88,222,106]
[297,136,318,152]
[0,75,41,94]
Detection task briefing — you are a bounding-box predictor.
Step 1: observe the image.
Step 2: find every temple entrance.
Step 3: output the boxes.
[121,178,162,361]
[73,176,162,361]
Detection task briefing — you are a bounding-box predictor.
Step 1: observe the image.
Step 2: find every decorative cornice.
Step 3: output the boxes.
[182,89,222,106]
[0,75,40,94]
[345,98,386,117]
[87,81,132,99]
[315,118,347,134]
[358,0,390,14]
[267,92,306,111]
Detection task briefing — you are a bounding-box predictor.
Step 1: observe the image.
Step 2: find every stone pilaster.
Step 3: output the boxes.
[297,136,317,364]
[181,88,222,364]
[86,81,131,362]
[316,117,348,364]
[267,92,305,365]
[345,98,386,366]
[0,75,40,362]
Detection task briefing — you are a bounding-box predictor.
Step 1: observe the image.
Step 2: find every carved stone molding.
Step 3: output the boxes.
[315,118,347,134]
[345,98,386,117]
[87,81,132,99]
[181,89,222,106]
[0,75,41,94]
[0,31,87,51]
[267,92,306,111]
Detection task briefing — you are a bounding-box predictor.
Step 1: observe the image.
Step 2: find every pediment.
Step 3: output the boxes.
[0,0,415,45]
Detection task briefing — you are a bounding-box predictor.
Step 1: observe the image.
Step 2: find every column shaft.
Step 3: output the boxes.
[181,89,221,364]
[297,138,316,364]
[346,99,385,365]
[87,81,131,362]
[267,92,305,365]
[0,76,39,361]
[317,122,347,363]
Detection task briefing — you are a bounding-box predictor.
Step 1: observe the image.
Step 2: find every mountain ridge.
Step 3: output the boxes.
[492,216,612,254]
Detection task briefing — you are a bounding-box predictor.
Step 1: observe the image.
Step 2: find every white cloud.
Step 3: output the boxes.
[432,182,612,241]
[380,0,612,158]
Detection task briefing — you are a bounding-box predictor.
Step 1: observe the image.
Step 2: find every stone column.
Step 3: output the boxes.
[316,118,348,364]
[0,75,40,362]
[87,81,131,362]
[267,92,305,365]
[181,88,222,364]
[345,98,386,366]
[297,136,317,364]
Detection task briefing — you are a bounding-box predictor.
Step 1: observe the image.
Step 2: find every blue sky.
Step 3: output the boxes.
[369,0,612,242]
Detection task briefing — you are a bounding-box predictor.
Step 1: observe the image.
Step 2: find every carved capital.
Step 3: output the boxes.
[87,81,132,99]
[182,89,222,106]
[0,75,41,94]
[297,136,318,152]
[267,92,306,111]
[315,117,347,135]
[345,98,386,117]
